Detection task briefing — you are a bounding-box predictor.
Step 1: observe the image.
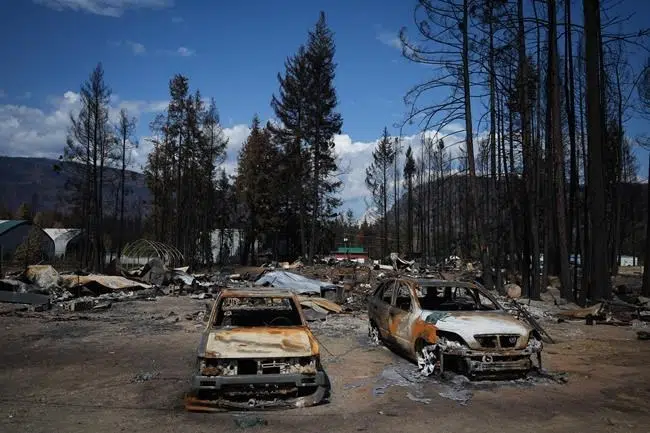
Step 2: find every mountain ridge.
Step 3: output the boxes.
[0,156,150,216]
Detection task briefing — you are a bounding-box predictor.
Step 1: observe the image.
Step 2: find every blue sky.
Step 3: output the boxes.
[0,0,422,139]
[0,0,649,219]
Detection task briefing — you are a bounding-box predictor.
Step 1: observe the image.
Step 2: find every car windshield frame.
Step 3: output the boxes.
[415,282,504,312]
[212,295,305,328]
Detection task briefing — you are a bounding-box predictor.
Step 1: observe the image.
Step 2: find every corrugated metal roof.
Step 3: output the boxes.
[0,220,28,236]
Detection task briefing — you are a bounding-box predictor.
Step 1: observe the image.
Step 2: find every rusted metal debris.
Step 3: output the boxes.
[185,289,330,411]
[367,277,544,379]
[556,299,650,326]
[59,274,151,292]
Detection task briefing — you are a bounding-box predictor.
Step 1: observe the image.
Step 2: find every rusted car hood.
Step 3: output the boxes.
[422,311,532,349]
[204,327,317,359]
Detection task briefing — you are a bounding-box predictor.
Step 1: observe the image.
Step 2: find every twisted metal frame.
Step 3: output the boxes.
[121,239,184,270]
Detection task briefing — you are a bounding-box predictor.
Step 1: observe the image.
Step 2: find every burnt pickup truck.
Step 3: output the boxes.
[185,289,330,411]
[367,278,543,378]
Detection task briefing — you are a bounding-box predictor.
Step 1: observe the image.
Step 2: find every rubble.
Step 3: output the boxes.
[0,290,50,308]
[6,255,649,416]
[137,258,168,285]
[23,265,59,288]
[505,283,522,299]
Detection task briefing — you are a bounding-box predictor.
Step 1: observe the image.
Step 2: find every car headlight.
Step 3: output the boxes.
[200,358,238,376]
[526,332,543,352]
[282,356,318,374]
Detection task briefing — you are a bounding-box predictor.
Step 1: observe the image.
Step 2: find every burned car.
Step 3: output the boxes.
[185,289,330,411]
[367,278,543,378]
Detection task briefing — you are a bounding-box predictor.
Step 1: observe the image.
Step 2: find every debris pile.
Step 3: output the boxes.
[3,255,648,338]
[0,260,353,320]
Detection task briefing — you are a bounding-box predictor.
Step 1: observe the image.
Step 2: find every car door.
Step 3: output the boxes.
[389,280,418,353]
[371,280,396,343]
[367,281,385,324]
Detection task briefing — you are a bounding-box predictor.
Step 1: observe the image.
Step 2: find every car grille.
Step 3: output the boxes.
[474,334,520,349]
[203,357,316,376]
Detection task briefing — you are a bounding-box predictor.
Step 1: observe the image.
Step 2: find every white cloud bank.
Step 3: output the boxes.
[0,92,468,217]
[0,91,168,160]
[34,0,173,17]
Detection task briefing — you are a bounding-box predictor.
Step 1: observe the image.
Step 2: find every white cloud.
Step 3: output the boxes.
[126,40,146,55]
[34,0,173,17]
[377,30,402,50]
[111,41,193,57]
[0,91,167,161]
[171,16,183,23]
[153,46,196,57]
[109,40,146,55]
[0,89,6,98]
[176,46,195,57]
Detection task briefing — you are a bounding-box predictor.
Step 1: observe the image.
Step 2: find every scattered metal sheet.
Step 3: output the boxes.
[556,303,603,320]
[254,270,339,296]
[297,296,343,314]
[0,290,50,306]
[171,270,195,286]
[59,274,151,292]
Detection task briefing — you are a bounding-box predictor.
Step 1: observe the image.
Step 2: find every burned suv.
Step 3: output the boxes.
[185,289,330,410]
[367,278,543,378]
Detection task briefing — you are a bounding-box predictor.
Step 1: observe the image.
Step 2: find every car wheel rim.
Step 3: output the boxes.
[368,324,380,345]
[417,345,440,377]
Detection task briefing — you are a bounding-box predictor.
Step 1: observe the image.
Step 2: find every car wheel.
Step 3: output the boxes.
[368,321,381,346]
[416,342,441,377]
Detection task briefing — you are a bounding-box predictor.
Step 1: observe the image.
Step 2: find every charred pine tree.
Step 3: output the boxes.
[366,127,396,259]
[61,63,114,271]
[400,0,481,266]
[583,0,611,302]
[404,145,416,256]
[547,0,573,301]
[516,0,541,299]
[114,109,137,261]
[564,0,580,297]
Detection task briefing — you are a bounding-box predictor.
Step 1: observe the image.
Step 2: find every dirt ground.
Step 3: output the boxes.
[1,295,649,433]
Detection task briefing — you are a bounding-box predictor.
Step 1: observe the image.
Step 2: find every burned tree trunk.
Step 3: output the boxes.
[583,0,611,301]
[548,0,573,301]
[518,0,540,299]
[642,154,650,296]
